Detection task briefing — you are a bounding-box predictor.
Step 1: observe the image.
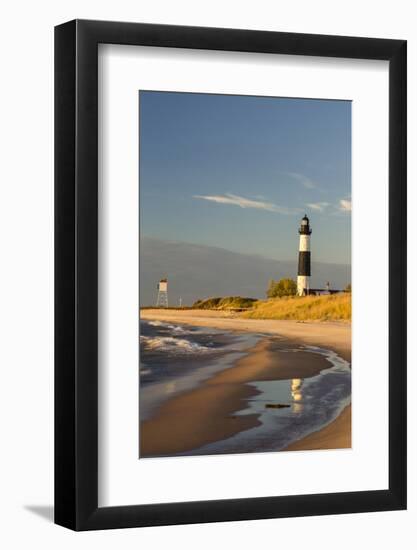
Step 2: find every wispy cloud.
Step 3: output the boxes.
[287,172,318,189]
[339,199,352,212]
[194,193,299,215]
[306,202,330,212]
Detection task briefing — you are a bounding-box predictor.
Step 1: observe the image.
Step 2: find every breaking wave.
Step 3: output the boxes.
[145,321,194,335]
[140,335,212,355]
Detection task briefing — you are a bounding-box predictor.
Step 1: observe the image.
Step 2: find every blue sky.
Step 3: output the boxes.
[139,91,351,265]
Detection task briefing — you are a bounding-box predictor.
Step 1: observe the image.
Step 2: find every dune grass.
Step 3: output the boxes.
[193,296,258,310]
[242,293,351,321]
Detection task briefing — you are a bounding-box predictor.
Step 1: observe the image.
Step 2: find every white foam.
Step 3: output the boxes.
[140,335,213,355]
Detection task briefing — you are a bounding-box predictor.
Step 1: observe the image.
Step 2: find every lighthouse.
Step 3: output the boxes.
[297,215,312,296]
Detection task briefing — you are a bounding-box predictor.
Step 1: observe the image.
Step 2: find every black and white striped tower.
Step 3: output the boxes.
[297,215,312,296]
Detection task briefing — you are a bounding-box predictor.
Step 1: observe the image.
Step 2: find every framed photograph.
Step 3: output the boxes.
[55,20,406,530]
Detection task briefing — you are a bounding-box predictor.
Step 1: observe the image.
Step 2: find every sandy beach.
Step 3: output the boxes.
[285,404,351,451]
[140,309,351,456]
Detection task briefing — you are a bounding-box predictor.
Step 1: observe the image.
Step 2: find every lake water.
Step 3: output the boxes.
[140,320,351,455]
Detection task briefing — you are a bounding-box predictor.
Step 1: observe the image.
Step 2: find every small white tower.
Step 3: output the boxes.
[297,215,312,296]
[156,278,169,307]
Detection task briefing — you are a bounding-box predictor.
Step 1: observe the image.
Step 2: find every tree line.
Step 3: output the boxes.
[267,278,352,298]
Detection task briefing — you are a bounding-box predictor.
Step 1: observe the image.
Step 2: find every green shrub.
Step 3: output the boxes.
[267,278,297,298]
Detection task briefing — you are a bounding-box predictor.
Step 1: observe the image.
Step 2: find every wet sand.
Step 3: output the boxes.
[140,328,347,457]
[285,404,351,451]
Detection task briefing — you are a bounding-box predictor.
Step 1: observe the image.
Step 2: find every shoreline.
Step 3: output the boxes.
[284,404,351,451]
[140,309,351,362]
[140,310,351,456]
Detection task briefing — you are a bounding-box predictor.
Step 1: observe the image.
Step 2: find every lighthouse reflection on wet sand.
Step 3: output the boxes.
[297,215,312,296]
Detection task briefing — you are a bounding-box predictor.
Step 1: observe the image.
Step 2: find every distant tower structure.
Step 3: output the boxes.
[156,278,169,308]
[297,215,312,296]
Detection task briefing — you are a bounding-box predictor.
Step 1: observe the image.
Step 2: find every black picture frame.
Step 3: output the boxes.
[55,19,407,531]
